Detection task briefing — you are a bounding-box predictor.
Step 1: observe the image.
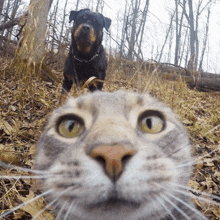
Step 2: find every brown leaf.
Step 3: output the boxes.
[0,144,21,165]
[17,190,54,220]
[0,120,13,135]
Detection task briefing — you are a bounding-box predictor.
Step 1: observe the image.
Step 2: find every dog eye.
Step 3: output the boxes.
[57,115,85,138]
[138,111,165,134]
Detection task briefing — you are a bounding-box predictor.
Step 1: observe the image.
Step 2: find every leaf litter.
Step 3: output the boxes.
[0,55,220,219]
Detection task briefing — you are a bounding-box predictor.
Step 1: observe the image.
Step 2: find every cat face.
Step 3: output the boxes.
[36,90,204,220]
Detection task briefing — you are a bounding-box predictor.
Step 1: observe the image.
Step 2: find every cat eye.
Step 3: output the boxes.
[57,115,85,138]
[138,111,165,134]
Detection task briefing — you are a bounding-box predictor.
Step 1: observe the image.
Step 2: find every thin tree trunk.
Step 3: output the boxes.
[179,28,188,67]
[120,0,128,58]
[1,0,10,37]
[199,5,211,71]
[58,0,68,54]
[127,0,140,60]
[176,4,184,64]
[51,0,59,52]
[137,0,150,60]
[5,0,20,40]
[75,0,80,10]
[96,0,101,12]
[174,0,179,65]
[187,0,196,70]
[0,0,5,19]
[159,11,175,62]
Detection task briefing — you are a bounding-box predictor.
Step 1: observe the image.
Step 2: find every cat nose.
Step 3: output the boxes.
[90,145,136,180]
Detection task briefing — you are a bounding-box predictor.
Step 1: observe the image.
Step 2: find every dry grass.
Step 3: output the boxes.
[0,54,220,219]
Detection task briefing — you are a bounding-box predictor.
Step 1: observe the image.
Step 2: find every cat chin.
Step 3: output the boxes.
[69,200,162,220]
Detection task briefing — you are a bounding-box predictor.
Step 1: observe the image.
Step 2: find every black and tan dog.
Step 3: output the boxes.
[60,8,111,104]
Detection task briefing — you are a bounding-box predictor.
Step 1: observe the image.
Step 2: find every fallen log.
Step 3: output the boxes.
[160,71,220,91]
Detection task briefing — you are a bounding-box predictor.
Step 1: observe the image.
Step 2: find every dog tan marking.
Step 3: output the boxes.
[74,24,96,54]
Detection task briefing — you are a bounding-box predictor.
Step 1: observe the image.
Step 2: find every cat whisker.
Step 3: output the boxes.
[175,188,219,208]
[64,201,77,220]
[191,145,220,164]
[56,200,68,220]
[160,194,191,220]
[31,196,59,220]
[0,161,50,175]
[31,186,77,220]
[169,182,220,206]
[172,161,195,170]
[1,175,54,179]
[169,143,191,157]
[172,154,220,171]
[0,188,54,218]
[164,191,207,219]
[155,196,177,220]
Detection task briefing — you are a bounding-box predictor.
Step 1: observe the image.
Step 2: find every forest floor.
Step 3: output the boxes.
[0,53,220,219]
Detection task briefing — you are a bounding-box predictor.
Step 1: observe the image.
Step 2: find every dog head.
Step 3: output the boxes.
[69,9,111,54]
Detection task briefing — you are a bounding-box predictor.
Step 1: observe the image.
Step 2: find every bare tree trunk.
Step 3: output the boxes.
[1,0,10,37]
[194,0,202,71]
[181,0,196,70]
[174,0,179,65]
[127,0,140,60]
[119,0,128,58]
[168,27,173,63]
[51,0,59,53]
[137,0,150,60]
[75,0,80,10]
[174,0,184,65]
[159,11,174,62]
[185,35,190,68]
[187,0,196,70]
[5,0,20,40]
[179,28,188,67]
[18,0,53,64]
[176,4,184,64]
[199,5,211,71]
[0,0,5,19]
[12,0,60,83]
[96,0,103,12]
[58,0,68,54]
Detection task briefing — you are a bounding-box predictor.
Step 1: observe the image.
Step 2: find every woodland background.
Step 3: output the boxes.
[0,0,220,219]
[0,0,220,89]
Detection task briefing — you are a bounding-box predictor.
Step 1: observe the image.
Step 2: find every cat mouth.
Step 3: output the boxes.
[87,198,140,210]
[87,189,141,209]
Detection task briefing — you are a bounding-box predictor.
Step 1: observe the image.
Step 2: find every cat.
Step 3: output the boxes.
[1,90,209,219]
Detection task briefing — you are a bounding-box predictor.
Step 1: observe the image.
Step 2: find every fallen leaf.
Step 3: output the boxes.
[17,190,54,220]
[0,120,13,135]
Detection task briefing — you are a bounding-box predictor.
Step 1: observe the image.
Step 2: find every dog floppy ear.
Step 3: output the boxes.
[104,17,111,31]
[69,11,77,23]
[69,9,91,23]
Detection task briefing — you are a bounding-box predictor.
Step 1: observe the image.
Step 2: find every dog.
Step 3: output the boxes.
[59,8,111,104]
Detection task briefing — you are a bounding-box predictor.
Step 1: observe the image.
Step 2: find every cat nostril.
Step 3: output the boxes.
[95,156,106,167]
[122,154,132,165]
[90,145,136,180]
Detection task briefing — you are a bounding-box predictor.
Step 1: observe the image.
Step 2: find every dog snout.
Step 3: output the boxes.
[82,24,91,33]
